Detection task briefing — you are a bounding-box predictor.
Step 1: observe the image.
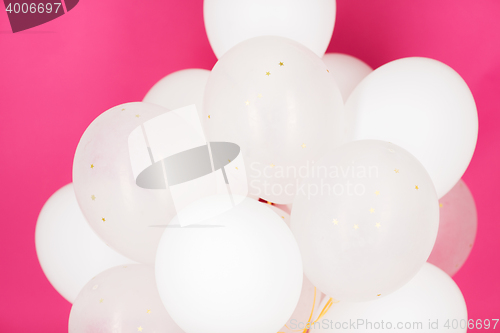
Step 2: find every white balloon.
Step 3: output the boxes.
[309,263,467,333]
[155,197,303,333]
[143,68,210,119]
[345,57,478,198]
[73,102,177,264]
[203,36,344,204]
[204,0,336,58]
[291,140,439,302]
[322,53,372,102]
[35,183,136,303]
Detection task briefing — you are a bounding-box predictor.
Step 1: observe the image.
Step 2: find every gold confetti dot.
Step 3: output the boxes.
[439,203,443,208]
[270,164,275,168]
[245,100,250,106]
[91,195,96,201]
[375,223,381,228]
[415,185,419,190]
[99,298,104,303]
[301,143,306,148]
[92,285,98,290]
[279,62,284,66]
[394,168,399,173]
[377,294,381,296]
[375,190,380,196]
[266,71,271,76]
[146,309,151,314]
[135,114,140,118]
[137,327,143,332]
[370,208,375,213]
[102,217,106,222]
[281,216,285,219]
[332,219,338,225]
[208,115,210,119]
[326,69,330,73]
[90,164,94,169]
[257,93,262,98]
[353,224,359,229]
[121,108,125,111]
[235,167,238,170]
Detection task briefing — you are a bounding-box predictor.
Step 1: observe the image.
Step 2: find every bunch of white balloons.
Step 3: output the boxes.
[36,1,478,333]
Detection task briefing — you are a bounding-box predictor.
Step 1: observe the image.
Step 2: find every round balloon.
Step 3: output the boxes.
[204,0,336,58]
[322,53,372,102]
[143,68,210,118]
[309,263,467,333]
[428,179,477,276]
[35,183,136,303]
[203,36,344,204]
[291,140,439,302]
[345,57,478,198]
[73,102,177,264]
[155,197,303,333]
[69,265,183,333]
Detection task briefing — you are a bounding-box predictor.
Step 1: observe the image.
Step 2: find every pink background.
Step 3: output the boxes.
[1,0,499,331]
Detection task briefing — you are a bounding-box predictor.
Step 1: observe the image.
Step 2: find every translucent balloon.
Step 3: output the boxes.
[203,36,344,204]
[73,102,176,264]
[155,197,303,333]
[69,264,183,333]
[143,68,210,119]
[428,179,477,276]
[322,53,372,102]
[290,140,439,302]
[345,57,478,198]
[35,183,136,303]
[309,263,467,333]
[204,0,336,58]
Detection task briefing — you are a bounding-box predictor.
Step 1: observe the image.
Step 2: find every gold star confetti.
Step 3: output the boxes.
[90,164,94,169]
[301,143,306,148]
[146,309,151,314]
[415,185,419,190]
[245,100,250,106]
[375,190,380,196]
[257,93,262,98]
[266,71,271,76]
[370,208,375,213]
[228,159,231,162]
[439,203,443,208]
[137,327,143,332]
[353,224,359,229]
[270,164,275,168]
[394,168,399,173]
[135,114,140,118]
[279,62,284,66]
[332,219,338,225]
[91,195,96,201]
[102,217,106,222]
[375,223,381,228]
[99,298,104,303]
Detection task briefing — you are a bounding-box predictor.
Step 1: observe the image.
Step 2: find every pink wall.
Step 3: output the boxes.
[1,0,499,331]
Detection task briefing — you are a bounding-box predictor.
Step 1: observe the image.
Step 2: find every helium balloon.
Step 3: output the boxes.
[143,68,210,119]
[345,57,478,198]
[73,102,177,264]
[204,0,336,58]
[322,53,372,102]
[291,140,439,302]
[203,36,344,204]
[309,263,467,333]
[35,183,136,303]
[155,197,303,333]
[428,179,477,276]
[69,265,183,333]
